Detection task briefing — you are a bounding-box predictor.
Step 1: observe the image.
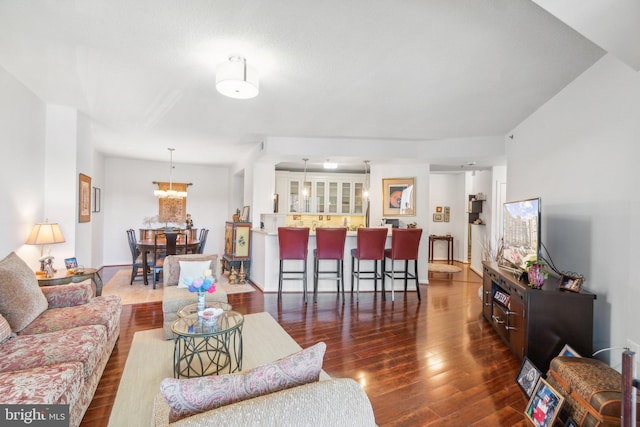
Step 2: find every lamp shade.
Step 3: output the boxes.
[25,221,65,245]
[216,56,259,99]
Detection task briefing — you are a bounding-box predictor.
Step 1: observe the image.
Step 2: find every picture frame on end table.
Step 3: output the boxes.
[79,173,92,223]
[516,357,543,398]
[524,378,564,427]
[382,177,415,216]
[64,257,78,270]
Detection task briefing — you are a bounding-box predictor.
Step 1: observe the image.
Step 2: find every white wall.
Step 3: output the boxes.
[103,157,230,265]
[507,54,640,366]
[370,163,430,283]
[468,170,493,274]
[0,66,46,265]
[428,173,466,262]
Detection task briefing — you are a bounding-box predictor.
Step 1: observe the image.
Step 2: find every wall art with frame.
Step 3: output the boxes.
[92,187,101,213]
[382,177,415,216]
[79,173,92,223]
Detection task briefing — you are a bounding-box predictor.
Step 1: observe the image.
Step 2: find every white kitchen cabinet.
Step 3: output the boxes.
[276,171,365,214]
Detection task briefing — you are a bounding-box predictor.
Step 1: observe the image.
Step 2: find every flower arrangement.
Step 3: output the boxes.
[184,269,217,294]
[525,259,548,289]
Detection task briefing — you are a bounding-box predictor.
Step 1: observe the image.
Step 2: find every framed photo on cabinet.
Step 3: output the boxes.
[524,378,564,427]
[516,357,542,398]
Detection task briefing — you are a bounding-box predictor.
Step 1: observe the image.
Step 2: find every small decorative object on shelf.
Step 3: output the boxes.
[525,259,548,289]
[238,262,246,284]
[228,267,238,284]
[183,269,217,317]
[201,307,223,325]
[559,273,584,293]
[185,213,193,229]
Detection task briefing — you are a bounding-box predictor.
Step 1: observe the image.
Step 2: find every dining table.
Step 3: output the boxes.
[137,235,201,285]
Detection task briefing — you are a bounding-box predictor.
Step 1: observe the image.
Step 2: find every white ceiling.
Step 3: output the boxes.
[0,1,609,168]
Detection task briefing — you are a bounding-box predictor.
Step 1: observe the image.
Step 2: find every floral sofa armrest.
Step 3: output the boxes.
[40,283,93,308]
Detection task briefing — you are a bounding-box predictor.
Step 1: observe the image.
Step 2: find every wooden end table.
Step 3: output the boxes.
[36,268,104,296]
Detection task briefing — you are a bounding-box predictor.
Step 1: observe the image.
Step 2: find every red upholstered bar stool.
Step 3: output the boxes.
[277,227,311,303]
[313,227,348,303]
[350,228,389,301]
[383,228,423,301]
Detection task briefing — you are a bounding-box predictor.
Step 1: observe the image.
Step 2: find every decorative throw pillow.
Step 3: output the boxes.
[0,252,49,332]
[0,314,14,343]
[161,341,326,422]
[177,260,214,289]
[165,255,217,287]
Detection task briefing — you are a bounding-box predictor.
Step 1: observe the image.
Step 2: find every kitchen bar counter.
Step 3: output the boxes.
[251,228,429,295]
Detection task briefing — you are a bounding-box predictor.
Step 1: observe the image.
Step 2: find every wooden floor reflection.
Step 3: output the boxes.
[83,262,528,427]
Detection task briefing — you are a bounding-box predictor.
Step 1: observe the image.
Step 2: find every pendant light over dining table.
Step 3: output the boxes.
[216,56,259,99]
[154,148,187,199]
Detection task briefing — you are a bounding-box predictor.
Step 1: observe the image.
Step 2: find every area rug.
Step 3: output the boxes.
[108,312,329,427]
[102,268,255,305]
[428,263,462,273]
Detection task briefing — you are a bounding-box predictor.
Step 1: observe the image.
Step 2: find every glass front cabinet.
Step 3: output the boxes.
[276,171,365,215]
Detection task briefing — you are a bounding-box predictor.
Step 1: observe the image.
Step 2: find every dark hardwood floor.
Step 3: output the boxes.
[82,263,529,427]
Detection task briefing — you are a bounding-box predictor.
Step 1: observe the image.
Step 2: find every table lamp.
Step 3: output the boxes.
[25,219,65,275]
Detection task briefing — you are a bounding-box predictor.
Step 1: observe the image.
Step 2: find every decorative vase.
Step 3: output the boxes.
[197,291,206,317]
[527,264,545,289]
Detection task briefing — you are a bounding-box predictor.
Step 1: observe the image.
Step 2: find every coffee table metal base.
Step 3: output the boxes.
[173,324,243,378]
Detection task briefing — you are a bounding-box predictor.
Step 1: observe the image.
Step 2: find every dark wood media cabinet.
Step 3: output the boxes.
[482,261,596,372]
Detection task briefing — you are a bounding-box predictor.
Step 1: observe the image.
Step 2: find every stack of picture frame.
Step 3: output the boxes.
[516,344,581,427]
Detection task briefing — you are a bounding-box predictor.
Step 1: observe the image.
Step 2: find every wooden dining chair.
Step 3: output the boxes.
[197,229,209,254]
[126,229,153,285]
[151,231,168,289]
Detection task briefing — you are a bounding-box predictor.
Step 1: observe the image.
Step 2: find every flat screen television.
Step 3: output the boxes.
[502,197,541,271]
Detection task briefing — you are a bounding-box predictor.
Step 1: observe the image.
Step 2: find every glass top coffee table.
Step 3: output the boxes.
[176,301,232,318]
[171,311,244,378]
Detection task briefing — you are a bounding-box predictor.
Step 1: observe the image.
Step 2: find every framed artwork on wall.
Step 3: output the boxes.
[79,173,92,223]
[92,187,101,213]
[382,177,415,216]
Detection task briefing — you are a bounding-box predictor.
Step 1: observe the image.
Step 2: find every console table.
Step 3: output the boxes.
[37,268,104,296]
[428,235,454,264]
[482,261,595,372]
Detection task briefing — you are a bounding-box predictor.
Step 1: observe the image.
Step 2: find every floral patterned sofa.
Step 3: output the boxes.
[0,252,122,427]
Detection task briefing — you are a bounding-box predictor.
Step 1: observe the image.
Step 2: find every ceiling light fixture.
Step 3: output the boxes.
[323,160,338,169]
[302,158,309,197]
[216,56,259,99]
[154,148,187,199]
[363,160,370,199]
